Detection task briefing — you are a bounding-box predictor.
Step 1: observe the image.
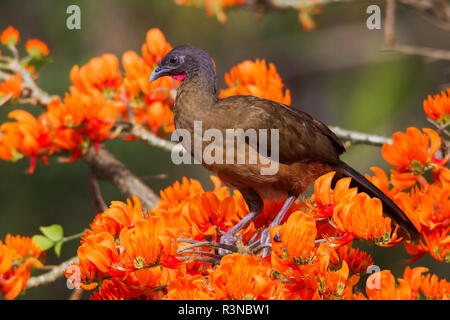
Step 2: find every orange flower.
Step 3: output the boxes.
[365,167,399,199]
[208,253,281,299]
[46,88,121,149]
[152,177,205,229]
[0,257,43,300]
[310,171,357,219]
[310,172,400,246]
[423,89,450,124]
[395,183,449,262]
[330,245,373,276]
[0,73,22,99]
[365,267,449,300]
[3,234,44,260]
[118,216,178,273]
[175,0,246,23]
[366,270,413,300]
[76,231,119,280]
[151,176,251,247]
[90,278,144,300]
[220,59,291,105]
[145,101,175,134]
[25,39,50,57]
[318,261,350,299]
[0,244,14,274]
[0,110,52,173]
[417,270,450,299]
[88,196,143,237]
[121,49,176,134]
[122,50,152,98]
[0,235,45,300]
[141,28,172,67]
[70,54,122,97]
[382,127,444,189]
[167,274,213,300]
[333,193,400,246]
[154,180,253,243]
[0,26,19,46]
[271,211,317,260]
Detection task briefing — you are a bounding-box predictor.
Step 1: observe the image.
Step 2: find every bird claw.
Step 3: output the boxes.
[218,233,236,256]
[260,229,272,257]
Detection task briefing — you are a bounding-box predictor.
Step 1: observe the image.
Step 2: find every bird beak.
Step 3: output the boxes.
[150,65,168,83]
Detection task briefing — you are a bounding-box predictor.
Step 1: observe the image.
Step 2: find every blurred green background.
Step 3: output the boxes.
[0,0,448,299]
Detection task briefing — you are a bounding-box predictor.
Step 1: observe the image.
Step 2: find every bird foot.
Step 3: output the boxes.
[260,229,272,257]
[218,232,236,256]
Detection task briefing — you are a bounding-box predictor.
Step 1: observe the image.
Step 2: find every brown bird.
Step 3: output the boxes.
[150,45,419,255]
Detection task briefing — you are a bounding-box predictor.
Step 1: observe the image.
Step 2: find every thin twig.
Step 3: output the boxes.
[89,169,108,214]
[177,250,221,259]
[0,93,13,106]
[175,256,219,264]
[84,145,160,210]
[252,244,272,254]
[385,0,396,48]
[130,121,392,150]
[5,60,57,106]
[27,257,79,289]
[384,0,450,60]
[140,173,168,181]
[68,288,83,300]
[386,44,450,60]
[328,126,392,146]
[177,240,239,253]
[130,123,184,153]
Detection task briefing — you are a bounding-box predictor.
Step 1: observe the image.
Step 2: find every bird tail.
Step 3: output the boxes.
[334,160,420,241]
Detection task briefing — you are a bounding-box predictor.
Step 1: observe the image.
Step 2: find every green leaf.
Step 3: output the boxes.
[32,235,54,251]
[39,224,64,242]
[54,241,63,258]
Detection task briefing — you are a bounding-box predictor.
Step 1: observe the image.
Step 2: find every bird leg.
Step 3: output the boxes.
[219,189,263,256]
[260,195,297,257]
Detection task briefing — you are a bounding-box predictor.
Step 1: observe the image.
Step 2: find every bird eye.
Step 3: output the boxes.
[169,56,179,65]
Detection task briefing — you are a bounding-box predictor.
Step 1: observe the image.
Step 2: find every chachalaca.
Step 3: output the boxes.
[150,44,419,256]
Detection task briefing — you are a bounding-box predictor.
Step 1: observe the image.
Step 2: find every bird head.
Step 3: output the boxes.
[150,44,215,83]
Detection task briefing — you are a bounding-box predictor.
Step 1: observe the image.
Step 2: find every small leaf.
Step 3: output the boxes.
[54,241,63,257]
[39,224,64,242]
[32,235,54,251]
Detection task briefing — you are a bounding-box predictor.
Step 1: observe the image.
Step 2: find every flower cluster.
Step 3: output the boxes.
[62,175,448,300]
[219,59,291,105]
[0,234,45,299]
[309,172,401,247]
[365,267,450,300]
[423,88,449,125]
[0,27,176,172]
[367,124,449,262]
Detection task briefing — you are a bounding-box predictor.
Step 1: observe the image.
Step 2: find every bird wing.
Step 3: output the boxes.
[212,95,345,165]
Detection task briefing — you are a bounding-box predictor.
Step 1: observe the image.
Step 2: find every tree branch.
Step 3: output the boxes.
[83,145,160,210]
[245,0,450,29]
[384,0,450,60]
[0,58,58,106]
[129,122,392,151]
[89,169,108,214]
[27,257,79,289]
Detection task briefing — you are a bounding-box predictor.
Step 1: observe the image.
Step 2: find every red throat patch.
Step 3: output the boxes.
[171,73,187,81]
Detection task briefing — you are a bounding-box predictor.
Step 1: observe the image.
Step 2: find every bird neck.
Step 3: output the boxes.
[173,69,218,128]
